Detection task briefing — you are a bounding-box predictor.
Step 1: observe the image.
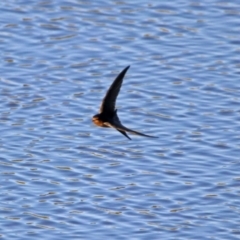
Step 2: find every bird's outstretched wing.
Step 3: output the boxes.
[100,66,130,114]
[104,114,158,140]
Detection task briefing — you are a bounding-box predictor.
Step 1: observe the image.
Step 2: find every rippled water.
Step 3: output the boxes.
[1,0,240,239]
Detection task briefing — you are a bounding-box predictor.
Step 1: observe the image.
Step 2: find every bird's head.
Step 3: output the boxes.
[92,113,100,121]
[92,113,102,125]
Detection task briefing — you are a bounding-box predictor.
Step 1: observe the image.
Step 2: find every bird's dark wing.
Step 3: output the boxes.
[100,66,130,114]
[113,123,158,138]
[104,115,158,139]
[116,129,132,140]
[103,121,131,140]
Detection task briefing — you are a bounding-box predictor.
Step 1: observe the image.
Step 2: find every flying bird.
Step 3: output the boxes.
[92,65,158,140]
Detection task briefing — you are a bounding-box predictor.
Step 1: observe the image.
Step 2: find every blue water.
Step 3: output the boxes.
[1,0,240,239]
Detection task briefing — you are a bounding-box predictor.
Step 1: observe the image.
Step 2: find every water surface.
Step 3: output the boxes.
[1,0,240,239]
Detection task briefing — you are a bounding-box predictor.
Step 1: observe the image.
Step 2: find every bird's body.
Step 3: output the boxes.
[92,66,157,140]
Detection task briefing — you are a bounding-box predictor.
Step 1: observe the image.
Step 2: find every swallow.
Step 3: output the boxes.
[92,65,158,140]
